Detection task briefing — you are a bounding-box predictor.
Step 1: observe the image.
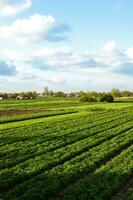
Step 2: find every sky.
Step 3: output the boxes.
[0,0,133,92]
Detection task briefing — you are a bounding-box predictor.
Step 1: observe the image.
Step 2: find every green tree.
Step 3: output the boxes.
[43,87,49,96]
[111,88,121,98]
[100,94,114,102]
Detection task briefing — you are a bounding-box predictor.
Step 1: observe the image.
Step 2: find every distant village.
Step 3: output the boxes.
[0,87,78,100]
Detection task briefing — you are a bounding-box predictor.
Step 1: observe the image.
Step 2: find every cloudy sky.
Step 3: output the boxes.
[0,0,133,92]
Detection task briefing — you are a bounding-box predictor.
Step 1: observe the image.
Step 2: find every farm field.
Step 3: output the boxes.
[0,98,133,200]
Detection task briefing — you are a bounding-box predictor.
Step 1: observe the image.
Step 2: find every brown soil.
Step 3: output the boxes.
[0,109,52,117]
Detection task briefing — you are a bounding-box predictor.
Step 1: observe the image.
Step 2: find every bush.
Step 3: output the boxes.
[79,95,97,102]
[79,95,89,102]
[100,94,114,103]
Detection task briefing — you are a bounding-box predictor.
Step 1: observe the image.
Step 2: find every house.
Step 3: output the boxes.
[0,96,3,100]
[16,96,23,100]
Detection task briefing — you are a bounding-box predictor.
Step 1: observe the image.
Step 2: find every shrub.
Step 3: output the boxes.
[79,95,89,102]
[79,95,97,102]
[100,94,114,103]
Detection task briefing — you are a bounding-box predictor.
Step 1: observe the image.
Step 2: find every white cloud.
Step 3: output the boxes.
[0,0,32,17]
[0,14,71,44]
[4,46,97,71]
[1,41,133,91]
[0,14,54,43]
[103,41,116,52]
[3,41,132,75]
[126,47,133,59]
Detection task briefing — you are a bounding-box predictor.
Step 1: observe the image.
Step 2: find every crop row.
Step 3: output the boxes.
[1,109,132,154]
[0,110,77,124]
[0,100,82,110]
[1,124,133,190]
[0,119,132,188]
[0,109,105,137]
[2,129,133,199]
[0,106,131,133]
[0,114,132,170]
[0,109,83,131]
[112,178,133,200]
[0,108,121,138]
[60,145,133,200]
[0,109,127,157]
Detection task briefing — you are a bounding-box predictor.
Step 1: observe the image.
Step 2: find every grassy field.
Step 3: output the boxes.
[0,98,133,200]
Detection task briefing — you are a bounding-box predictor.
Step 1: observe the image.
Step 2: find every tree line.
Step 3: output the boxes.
[0,87,133,102]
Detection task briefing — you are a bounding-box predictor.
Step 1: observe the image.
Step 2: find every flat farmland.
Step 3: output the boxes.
[0,99,133,200]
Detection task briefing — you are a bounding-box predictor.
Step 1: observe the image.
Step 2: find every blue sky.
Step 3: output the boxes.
[25,0,133,48]
[0,0,133,92]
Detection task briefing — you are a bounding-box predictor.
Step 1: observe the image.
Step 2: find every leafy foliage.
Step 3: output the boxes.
[0,101,133,200]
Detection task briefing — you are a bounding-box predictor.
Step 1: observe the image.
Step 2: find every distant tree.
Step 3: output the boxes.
[54,91,66,97]
[43,87,54,97]
[79,94,97,102]
[79,95,89,102]
[89,91,99,98]
[77,91,86,98]
[100,94,114,102]
[0,93,8,100]
[121,90,132,97]
[49,90,54,96]
[26,92,33,99]
[7,93,18,99]
[43,87,49,96]
[111,88,121,98]
[32,91,38,99]
[67,92,76,98]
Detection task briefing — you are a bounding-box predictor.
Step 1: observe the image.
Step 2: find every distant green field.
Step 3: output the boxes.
[0,98,133,200]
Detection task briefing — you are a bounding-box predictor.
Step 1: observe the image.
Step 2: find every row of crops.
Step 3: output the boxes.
[113,178,133,200]
[0,110,77,124]
[0,105,133,200]
[0,99,81,110]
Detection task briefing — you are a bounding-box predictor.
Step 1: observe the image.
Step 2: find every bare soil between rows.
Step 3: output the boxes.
[0,109,52,117]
